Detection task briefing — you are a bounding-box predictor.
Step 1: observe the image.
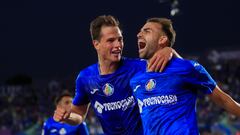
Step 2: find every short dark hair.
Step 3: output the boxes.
[90,15,120,41]
[55,91,72,106]
[147,18,176,47]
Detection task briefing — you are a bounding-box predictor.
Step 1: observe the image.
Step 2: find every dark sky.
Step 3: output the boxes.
[1,0,240,83]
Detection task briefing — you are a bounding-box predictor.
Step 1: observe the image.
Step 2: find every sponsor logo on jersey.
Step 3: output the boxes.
[102,83,114,96]
[137,95,177,113]
[145,79,156,91]
[138,99,144,113]
[94,101,104,114]
[94,96,135,114]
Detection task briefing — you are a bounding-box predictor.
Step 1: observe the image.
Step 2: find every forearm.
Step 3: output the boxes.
[65,104,89,125]
[221,94,240,117]
[210,86,240,117]
[65,112,83,125]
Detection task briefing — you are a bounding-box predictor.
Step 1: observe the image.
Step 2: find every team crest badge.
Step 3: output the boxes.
[59,128,66,135]
[103,83,114,96]
[145,79,156,91]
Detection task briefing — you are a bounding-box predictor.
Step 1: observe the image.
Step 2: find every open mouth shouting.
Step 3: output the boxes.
[138,40,146,53]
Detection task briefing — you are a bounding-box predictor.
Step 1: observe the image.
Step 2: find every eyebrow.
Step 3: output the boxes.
[107,36,123,40]
[142,27,152,31]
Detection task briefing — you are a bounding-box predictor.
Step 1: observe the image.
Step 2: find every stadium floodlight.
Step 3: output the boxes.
[158,0,180,16]
[170,0,180,16]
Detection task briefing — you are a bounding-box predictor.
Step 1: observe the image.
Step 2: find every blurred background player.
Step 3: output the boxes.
[42,91,89,135]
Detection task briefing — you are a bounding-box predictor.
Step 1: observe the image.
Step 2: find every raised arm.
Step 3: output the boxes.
[209,86,240,116]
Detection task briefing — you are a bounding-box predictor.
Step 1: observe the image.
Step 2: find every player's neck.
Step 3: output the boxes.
[146,59,151,70]
[146,55,154,67]
[98,58,119,75]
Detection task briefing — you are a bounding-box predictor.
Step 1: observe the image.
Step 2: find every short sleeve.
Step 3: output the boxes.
[72,74,90,105]
[78,122,90,135]
[184,61,217,95]
[41,121,49,135]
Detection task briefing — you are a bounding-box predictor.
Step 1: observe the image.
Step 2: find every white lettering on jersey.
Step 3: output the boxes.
[138,99,144,113]
[94,96,135,114]
[94,101,104,114]
[137,95,178,113]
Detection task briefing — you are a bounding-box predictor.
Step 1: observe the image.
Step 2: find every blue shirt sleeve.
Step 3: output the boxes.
[42,121,50,135]
[184,61,217,95]
[78,122,89,135]
[73,74,90,105]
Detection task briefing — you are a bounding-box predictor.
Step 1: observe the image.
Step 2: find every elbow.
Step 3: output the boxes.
[67,113,83,125]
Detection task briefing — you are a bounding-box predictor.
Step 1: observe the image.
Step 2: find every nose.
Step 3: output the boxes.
[137,31,142,38]
[114,40,123,49]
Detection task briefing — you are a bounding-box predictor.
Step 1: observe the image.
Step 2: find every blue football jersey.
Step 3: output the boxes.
[42,117,89,135]
[73,57,146,135]
[130,58,216,135]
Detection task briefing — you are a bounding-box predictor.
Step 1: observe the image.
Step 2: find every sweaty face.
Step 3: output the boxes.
[137,22,163,59]
[58,96,72,111]
[95,26,124,63]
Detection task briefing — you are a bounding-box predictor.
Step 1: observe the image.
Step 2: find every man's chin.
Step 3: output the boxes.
[111,57,121,62]
[139,53,146,59]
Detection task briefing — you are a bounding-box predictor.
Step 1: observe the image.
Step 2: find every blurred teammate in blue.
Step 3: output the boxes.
[42,92,89,135]
[53,15,181,135]
[130,17,240,134]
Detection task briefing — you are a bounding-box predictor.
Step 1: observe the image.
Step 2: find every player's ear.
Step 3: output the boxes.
[158,35,168,45]
[93,40,100,50]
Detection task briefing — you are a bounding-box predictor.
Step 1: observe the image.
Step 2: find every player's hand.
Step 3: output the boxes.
[53,106,71,122]
[148,47,173,72]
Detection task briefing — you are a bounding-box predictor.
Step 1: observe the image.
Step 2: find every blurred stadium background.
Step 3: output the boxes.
[1,0,240,134]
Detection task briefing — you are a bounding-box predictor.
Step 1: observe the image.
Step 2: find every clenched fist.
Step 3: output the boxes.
[53,106,71,122]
